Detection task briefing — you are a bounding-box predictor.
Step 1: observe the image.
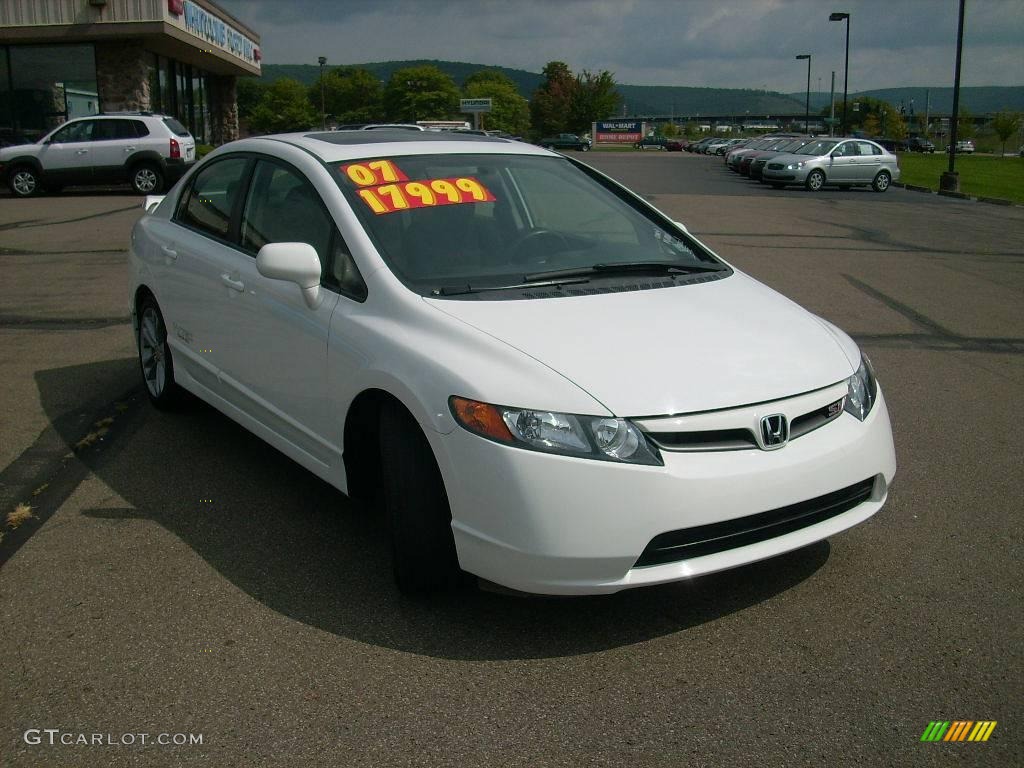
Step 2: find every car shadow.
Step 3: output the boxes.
[39,359,831,661]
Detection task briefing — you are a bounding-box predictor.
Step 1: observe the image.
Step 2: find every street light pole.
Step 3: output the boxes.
[941,0,966,191]
[796,54,811,133]
[318,56,327,131]
[830,12,850,135]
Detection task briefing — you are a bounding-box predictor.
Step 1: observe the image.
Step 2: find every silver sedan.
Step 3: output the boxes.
[761,138,901,192]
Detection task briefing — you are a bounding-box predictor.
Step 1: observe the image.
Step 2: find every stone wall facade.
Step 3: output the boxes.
[208,76,239,145]
[95,40,153,113]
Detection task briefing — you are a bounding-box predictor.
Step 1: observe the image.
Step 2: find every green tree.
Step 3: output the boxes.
[567,70,621,135]
[311,67,383,125]
[529,61,577,139]
[236,77,265,124]
[990,110,1020,155]
[248,77,318,134]
[956,108,975,140]
[660,122,679,138]
[383,65,460,122]
[463,70,529,136]
[861,113,881,137]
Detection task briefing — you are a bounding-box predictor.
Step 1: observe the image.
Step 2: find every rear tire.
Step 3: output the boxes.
[131,163,163,194]
[579,144,590,152]
[137,295,183,409]
[871,170,891,193]
[805,169,826,191]
[379,401,461,595]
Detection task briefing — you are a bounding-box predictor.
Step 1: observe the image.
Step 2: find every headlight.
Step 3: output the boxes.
[786,161,805,170]
[844,355,878,421]
[450,397,663,466]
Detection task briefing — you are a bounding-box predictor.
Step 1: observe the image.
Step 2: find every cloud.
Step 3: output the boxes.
[217,0,1024,89]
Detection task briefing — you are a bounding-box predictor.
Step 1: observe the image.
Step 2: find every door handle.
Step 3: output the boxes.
[124,146,136,152]
[221,273,245,292]
[160,245,178,261]
[76,149,89,155]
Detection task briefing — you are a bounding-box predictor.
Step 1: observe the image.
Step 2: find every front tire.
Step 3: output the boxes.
[9,166,40,197]
[872,170,891,193]
[137,296,182,409]
[805,169,826,191]
[131,163,163,194]
[579,144,590,152]
[379,401,461,595]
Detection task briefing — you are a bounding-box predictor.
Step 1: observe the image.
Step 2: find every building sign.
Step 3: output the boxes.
[460,99,492,113]
[594,120,644,143]
[165,0,260,69]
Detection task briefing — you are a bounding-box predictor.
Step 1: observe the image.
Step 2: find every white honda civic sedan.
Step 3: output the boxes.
[130,130,896,595]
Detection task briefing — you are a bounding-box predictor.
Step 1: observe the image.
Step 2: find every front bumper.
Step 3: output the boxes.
[763,166,808,184]
[430,389,896,594]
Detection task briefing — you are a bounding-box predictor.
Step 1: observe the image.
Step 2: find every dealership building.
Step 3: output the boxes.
[0,0,260,144]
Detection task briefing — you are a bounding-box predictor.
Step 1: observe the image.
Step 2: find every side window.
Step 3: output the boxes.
[132,120,150,137]
[858,141,882,156]
[240,160,365,299]
[49,121,92,144]
[114,120,141,139]
[93,121,137,141]
[177,157,249,241]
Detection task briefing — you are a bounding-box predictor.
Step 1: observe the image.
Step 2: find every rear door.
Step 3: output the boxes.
[855,141,883,182]
[158,155,252,397]
[89,119,142,182]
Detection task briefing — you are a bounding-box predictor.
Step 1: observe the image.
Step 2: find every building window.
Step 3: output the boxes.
[7,44,98,141]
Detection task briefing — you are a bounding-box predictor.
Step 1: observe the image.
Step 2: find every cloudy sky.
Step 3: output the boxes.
[218,0,1024,92]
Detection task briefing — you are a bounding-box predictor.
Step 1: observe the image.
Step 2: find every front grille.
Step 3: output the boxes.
[634,477,876,567]
[767,162,785,170]
[645,397,844,452]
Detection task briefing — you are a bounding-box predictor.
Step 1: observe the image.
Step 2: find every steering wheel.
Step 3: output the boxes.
[510,229,572,265]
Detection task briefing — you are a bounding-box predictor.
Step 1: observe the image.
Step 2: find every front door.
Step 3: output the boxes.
[209,158,342,468]
[827,140,861,183]
[37,120,94,184]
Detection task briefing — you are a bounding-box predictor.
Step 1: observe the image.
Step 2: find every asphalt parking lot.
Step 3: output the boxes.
[1,151,1022,767]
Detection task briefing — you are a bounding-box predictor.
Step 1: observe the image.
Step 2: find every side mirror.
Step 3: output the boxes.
[674,221,690,234]
[256,242,323,309]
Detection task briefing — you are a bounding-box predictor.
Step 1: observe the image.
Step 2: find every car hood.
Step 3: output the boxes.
[424,272,858,416]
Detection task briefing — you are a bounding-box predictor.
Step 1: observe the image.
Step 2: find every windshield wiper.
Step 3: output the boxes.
[433,276,590,296]
[524,261,727,282]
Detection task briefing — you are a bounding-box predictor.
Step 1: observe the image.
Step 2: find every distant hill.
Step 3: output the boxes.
[259,61,1020,117]
[788,86,1024,114]
[261,60,543,95]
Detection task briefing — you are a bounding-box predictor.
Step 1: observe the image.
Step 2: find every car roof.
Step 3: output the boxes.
[249,129,551,162]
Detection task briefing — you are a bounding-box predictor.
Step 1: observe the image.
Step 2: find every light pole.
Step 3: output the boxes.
[318,56,327,130]
[829,12,850,135]
[796,54,811,133]
[941,0,966,192]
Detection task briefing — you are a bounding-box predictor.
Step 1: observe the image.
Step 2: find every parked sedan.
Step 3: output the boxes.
[130,129,895,595]
[762,138,900,192]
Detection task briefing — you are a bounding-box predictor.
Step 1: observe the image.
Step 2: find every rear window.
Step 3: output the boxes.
[162,117,190,137]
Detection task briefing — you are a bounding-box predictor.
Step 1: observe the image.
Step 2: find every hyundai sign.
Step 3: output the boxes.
[595,120,644,144]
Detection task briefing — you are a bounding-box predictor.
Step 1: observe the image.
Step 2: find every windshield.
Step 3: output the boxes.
[330,153,723,295]
[796,139,838,156]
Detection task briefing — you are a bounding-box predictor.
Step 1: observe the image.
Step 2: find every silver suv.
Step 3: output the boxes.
[0,113,197,197]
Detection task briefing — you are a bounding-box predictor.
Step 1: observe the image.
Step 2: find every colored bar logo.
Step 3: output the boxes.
[921,721,997,742]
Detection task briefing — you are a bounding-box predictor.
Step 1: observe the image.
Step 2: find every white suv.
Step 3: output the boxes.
[1,113,197,197]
